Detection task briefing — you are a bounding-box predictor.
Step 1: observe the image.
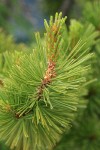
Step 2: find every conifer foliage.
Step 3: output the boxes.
[55,1,100,150]
[0,13,95,150]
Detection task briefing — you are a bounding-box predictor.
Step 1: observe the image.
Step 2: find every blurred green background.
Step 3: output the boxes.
[0,0,84,44]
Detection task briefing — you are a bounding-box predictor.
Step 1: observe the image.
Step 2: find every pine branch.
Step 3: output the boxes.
[0,13,94,150]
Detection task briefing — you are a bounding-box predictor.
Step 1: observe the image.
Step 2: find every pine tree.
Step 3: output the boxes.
[0,12,95,150]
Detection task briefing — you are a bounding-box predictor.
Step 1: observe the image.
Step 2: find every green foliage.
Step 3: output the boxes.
[82,0,100,116]
[0,29,25,53]
[68,19,98,49]
[0,13,94,150]
[54,1,100,150]
[0,29,26,78]
[0,1,100,150]
[83,1,100,30]
[55,116,100,150]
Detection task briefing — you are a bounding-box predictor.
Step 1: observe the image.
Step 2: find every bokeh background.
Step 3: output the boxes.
[0,0,88,44]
